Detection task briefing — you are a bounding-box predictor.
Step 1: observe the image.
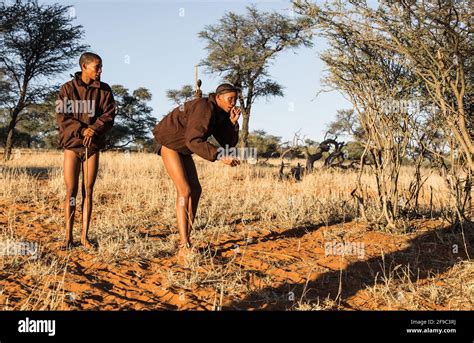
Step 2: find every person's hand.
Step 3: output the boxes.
[82,128,96,147]
[220,156,240,167]
[230,106,241,125]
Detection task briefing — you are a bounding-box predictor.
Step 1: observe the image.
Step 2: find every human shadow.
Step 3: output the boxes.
[68,260,178,310]
[0,166,60,180]
[225,223,473,310]
[213,217,353,257]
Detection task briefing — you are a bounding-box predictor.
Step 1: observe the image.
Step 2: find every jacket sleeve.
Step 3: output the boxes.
[89,88,116,135]
[184,100,219,162]
[55,85,86,138]
[213,118,239,148]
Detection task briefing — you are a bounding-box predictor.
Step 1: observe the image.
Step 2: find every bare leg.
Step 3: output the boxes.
[160,146,197,260]
[62,150,81,249]
[81,151,100,249]
[181,154,202,238]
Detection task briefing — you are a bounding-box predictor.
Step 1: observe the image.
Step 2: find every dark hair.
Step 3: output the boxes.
[79,52,102,69]
[215,83,240,95]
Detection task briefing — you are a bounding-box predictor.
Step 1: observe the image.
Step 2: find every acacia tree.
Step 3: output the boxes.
[166,85,195,106]
[0,0,87,160]
[295,1,423,228]
[0,68,15,109]
[353,0,473,222]
[16,90,59,149]
[326,109,365,142]
[349,0,473,171]
[295,0,473,226]
[106,85,156,150]
[199,5,313,148]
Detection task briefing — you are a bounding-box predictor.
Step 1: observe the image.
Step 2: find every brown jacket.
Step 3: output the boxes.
[56,72,116,151]
[152,93,239,161]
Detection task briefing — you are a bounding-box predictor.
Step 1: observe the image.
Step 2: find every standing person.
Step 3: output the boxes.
[153,83,241,262]
[56,52,116,250]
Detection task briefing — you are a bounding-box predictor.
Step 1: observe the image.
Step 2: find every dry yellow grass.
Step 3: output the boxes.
[0,149,471,310]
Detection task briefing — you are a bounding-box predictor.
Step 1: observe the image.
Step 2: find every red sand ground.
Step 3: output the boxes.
[0,200,471,310]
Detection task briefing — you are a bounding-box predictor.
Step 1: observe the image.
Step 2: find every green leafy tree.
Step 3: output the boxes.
[166,85,195,106]
[199,5,313,148]
[0,0,87,159]
[247,129,282,157]
[106,85,156,150]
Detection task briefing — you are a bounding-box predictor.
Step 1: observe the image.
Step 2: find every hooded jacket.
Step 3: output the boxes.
[56,72,116,151]
[152,93,239,161]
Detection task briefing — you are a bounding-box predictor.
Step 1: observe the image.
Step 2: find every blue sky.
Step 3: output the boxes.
[41,0,352,143]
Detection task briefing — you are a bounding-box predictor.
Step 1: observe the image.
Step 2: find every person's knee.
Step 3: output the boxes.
[65,190,78,208]
[65,185,78,198]
[176,187,191,206]
[83,184,94,196]
[177,187,191,198]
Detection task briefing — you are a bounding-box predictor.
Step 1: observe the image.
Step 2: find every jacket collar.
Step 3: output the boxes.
[73,71,101,88]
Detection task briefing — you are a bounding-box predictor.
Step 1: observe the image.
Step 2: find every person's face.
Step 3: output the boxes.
[216,91,238,113]
[82,59,102,81]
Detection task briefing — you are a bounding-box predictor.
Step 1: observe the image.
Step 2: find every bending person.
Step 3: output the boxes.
[153,83,241,263]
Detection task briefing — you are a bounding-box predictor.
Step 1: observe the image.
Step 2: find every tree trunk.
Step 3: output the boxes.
[238,84,253,149]
[240,111,250,149]
[4,88,26,161]
[4,109,19,161]
[238,94,252,149]
[469,169,473,222]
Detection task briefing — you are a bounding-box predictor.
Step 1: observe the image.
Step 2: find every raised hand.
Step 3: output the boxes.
[230,106,241,125]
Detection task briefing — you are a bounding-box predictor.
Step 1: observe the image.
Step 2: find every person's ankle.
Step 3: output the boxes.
[179,241,191,249]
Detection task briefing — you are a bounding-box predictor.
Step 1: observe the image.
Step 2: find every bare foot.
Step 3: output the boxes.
[59,240,75,251]
[177,242,193,265]
[80,238,97,250]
